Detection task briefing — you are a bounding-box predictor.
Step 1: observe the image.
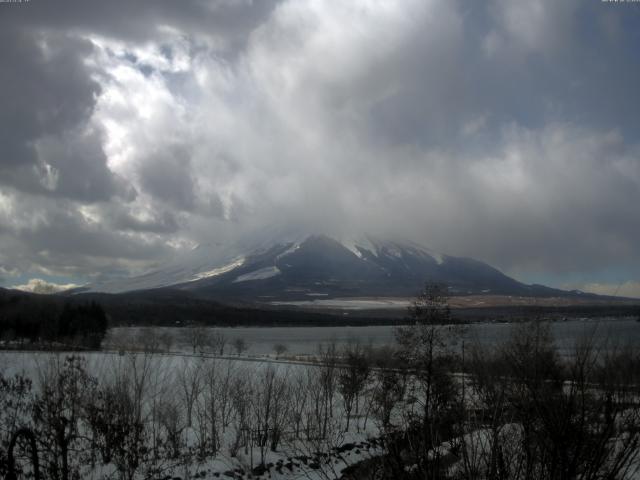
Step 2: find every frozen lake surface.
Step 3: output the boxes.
[270,298,413,309]
[105,317,640,356]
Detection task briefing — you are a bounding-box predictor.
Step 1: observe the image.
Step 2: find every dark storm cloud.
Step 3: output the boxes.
[0,0,281,56]
[136,145,225,217]
[0,29,97,167]
[0,28,97,168]
[0,0,639,294]
[138,145,198,212]
[0,27,130,203]
[18,210,168,261]
[35,128,134,202]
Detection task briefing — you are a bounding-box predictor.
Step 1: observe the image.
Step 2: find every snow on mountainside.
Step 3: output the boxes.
[84,229,307,294]
[83,233,553,299]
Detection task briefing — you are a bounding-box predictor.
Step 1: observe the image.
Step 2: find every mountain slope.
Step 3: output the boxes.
[82,233,568,300]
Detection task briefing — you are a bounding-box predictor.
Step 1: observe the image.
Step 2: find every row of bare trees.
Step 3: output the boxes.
[106,327,248,356]
[0,341,402,480]
[455,323,640,480]
[350,284,640,480]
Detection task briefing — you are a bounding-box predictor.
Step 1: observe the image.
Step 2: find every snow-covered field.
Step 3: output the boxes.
[4,319,640,479]
[0,351,387,480]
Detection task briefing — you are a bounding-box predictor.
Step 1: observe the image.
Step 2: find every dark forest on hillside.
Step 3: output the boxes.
[0,292,107,349]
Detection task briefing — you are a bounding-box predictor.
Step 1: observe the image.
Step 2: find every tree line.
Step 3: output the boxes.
[0,292,108,349]
[345,284,640,479]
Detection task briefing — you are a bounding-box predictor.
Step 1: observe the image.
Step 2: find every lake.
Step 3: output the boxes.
[105,317,640,356]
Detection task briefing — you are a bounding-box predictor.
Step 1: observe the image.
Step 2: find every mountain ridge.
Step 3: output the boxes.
[80,233,588,301]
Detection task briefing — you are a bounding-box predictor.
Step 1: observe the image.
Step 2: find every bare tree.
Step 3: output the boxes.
[86,373,149,480]
[459,339,514,479]
[371,358,405,431]
[289,371,310,440]
[387,283,463,478]
[338,341,371,432]
[250,366,290,466]
[159,330,174,352]
[0,373,34,479]
[155,399,184,459]
[210,330,227,356]
[229,374,252,458]
[232,338,248,356]
[183,326,208,354]
[177,358,203,429]
[318,342,339,438]
[195,359,236,457]
[273,343,288,359]
[136,328,162,353]
[457,322,640,480]
[33,355,97,480]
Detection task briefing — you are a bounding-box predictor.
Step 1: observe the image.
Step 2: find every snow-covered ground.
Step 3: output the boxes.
[4,318,640,479]
[0,351,388,480]
[3,345,640,479]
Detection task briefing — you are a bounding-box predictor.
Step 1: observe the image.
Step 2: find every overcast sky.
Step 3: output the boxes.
[1,0,639,296]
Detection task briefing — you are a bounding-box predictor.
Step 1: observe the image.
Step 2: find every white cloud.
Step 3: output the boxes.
[487,0,578,54]
[13,278,80,294]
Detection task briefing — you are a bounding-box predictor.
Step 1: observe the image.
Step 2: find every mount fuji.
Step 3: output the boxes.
[82,233,567,301]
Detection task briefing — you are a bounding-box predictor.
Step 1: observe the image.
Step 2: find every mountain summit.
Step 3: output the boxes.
[84,234,562,300]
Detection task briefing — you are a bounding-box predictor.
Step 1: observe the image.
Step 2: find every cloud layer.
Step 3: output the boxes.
[0,0,639,292]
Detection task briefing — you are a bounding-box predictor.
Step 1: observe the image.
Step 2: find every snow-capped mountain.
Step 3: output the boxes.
[84,234,557,300]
